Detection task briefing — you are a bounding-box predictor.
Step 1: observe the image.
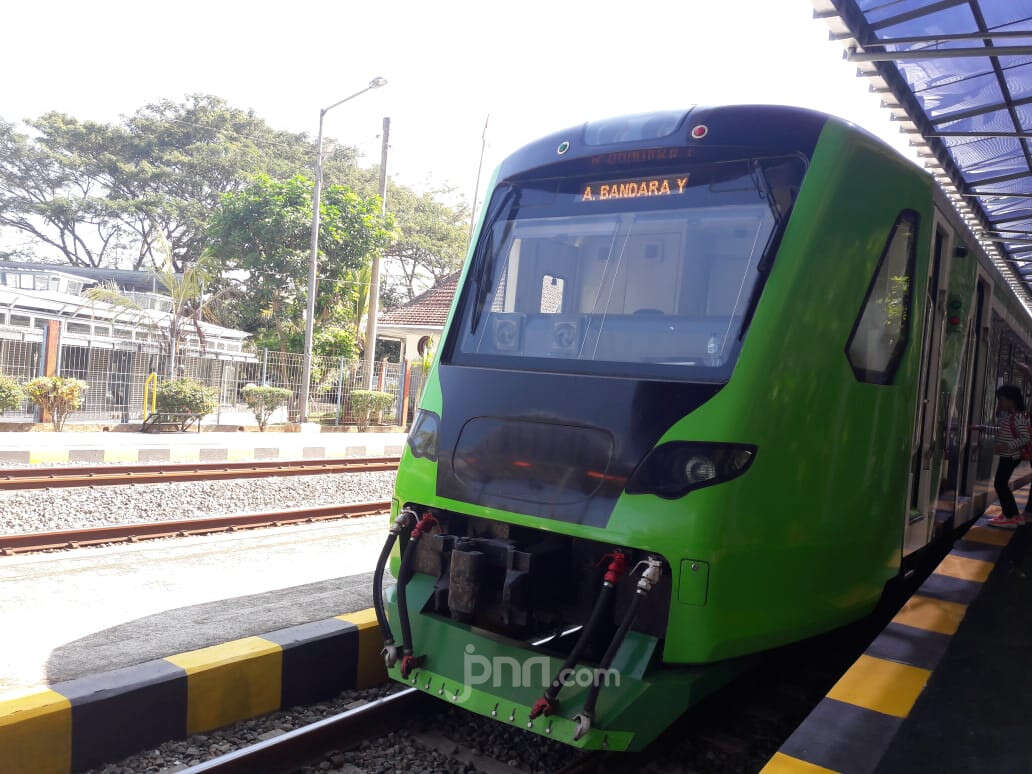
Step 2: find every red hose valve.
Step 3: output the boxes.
[529,696,556,720]
[411,513,439,540]
[602,551,630,585]
[399,653,425,679]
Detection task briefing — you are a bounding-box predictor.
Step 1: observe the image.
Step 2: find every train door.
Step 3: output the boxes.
[960,281,988,497]
[904,213,953,555]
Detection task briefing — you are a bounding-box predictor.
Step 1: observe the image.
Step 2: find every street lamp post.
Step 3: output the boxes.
[298,77,387,424]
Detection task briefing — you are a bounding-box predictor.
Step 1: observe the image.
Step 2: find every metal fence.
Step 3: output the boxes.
[0,333,407,427]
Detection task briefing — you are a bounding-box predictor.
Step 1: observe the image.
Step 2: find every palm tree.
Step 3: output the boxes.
[84,238,228,377]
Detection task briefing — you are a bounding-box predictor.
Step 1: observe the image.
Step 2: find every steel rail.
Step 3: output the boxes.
[0,456,400,490]
[0,500,392,555]
[180,688,431,773]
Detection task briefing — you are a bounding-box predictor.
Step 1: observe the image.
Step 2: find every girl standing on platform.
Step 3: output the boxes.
[973,384,1031,529]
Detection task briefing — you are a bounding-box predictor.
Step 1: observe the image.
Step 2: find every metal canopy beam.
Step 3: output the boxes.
[847,45,1032,62]
[869,0,968,32]
[970,170,1032,187]
[932,95,1032,125]
[863,29,1032,45]
[990,212,1032,224]
[927,131,1032,138]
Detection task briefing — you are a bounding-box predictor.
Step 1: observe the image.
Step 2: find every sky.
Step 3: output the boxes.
[1,0,919,213]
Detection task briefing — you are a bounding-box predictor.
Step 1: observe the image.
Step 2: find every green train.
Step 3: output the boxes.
[372,106,1032,751]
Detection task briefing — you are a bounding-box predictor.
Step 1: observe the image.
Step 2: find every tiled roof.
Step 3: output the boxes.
[378,272,460,328]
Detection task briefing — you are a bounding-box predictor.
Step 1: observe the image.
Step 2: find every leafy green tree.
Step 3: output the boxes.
[240,383,292,431]
[155,378,217,417]
[0,96,329,271]
[206,174,392,357]
[0,375,23,414]
[23,376,87,431]
[85,240,229,376]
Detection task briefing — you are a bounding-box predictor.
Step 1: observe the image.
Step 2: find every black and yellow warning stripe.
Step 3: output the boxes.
[0,609,384,774]
[761,522,1014,774]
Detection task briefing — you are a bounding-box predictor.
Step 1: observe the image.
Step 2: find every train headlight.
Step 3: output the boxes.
[626,442,756,499]
[407,409,440,462]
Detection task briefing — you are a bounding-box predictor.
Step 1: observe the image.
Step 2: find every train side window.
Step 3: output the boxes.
[845,210,919,384]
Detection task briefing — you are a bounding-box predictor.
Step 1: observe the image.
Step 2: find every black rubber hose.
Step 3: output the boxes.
[581,591,643,719]
[372,532,399,644]
[544,583,615,703]
[397,531,423,656]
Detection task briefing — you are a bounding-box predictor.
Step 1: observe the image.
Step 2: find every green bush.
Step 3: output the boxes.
[0,376,23,414]
[350,390,394,429]
[23,376,87,431]
[155,378,217,417]
[240,383,292,431]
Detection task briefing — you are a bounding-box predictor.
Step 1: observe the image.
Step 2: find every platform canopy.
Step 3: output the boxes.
[814,0,1032,302]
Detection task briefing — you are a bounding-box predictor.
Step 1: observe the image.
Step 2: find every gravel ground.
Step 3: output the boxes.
[84,682,580,774]
[0,471,397,534]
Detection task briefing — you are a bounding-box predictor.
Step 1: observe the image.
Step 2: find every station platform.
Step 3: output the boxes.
[0,429,405,465]
[0,515,386,699]
[764,493,1032,774]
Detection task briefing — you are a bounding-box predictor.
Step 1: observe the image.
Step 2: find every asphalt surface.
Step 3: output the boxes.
[0,516,384,698]
[875,525,1032,774]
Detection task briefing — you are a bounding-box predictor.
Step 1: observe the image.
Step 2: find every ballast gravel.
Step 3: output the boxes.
[84,683,580,774]
[0,470,397,534]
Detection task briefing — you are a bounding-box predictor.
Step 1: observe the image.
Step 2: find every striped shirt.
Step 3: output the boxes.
[992,410,1031,457]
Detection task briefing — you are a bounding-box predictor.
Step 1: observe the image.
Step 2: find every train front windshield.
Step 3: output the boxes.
[450,156,804,381]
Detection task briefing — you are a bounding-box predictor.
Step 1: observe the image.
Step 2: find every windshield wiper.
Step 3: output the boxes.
[470,185,521,334]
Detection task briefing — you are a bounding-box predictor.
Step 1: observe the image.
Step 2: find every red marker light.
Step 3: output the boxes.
[949,315,961,325]
[691,125,709,139]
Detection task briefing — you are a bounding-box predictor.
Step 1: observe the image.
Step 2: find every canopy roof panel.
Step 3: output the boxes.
[814,0,1032,304]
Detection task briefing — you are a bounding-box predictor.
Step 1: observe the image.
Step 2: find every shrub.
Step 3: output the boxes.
[350,390,394,429]
[240,383,292,431]
[155,378,217,417]
[0,376,23,414]
[23,376,87,431]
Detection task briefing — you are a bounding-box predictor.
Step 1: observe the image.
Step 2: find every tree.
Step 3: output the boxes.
[85,240,230,376]
[241,383,292,431]
[206,174,393,358]
[382,185,469,302]
[23,377,87,431]
[0,96,331,271]
[0,376,22,414]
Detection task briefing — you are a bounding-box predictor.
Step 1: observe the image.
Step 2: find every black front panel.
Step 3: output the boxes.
[436,364,722,526]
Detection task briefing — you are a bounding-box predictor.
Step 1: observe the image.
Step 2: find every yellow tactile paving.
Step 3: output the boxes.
[0,689,71,774]
[760,752,839,774]
[165,636,282,734]
[891,594,968,636]
[338,608,387,688]
[826,654,931,718]
[965,526,1014,546]
[934,554,995,583]
[170,446,200,462]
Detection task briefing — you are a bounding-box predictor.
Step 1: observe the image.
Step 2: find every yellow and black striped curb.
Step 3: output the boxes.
[0,444,405,466]
[761,519,1014,774]
[0,608,385,774]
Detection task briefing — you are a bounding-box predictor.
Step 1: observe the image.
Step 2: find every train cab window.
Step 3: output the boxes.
[450,156,806,382]
[845,211,919,384]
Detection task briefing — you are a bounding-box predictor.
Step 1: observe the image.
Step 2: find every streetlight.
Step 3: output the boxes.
[298,76,387,424]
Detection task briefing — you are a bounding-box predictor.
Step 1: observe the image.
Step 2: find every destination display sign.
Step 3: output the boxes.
[580,174,689,202]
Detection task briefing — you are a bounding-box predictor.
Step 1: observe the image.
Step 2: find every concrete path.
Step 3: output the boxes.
[0,515,387,698]
[0,430,406,464]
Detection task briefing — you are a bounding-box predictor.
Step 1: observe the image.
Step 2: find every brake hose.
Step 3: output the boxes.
[373,509,415,667]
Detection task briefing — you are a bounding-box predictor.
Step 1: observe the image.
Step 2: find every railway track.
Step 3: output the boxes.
[180,687,596,774]
[174,517,981,774]
[0,500,391,555]
[0,455,400,490]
